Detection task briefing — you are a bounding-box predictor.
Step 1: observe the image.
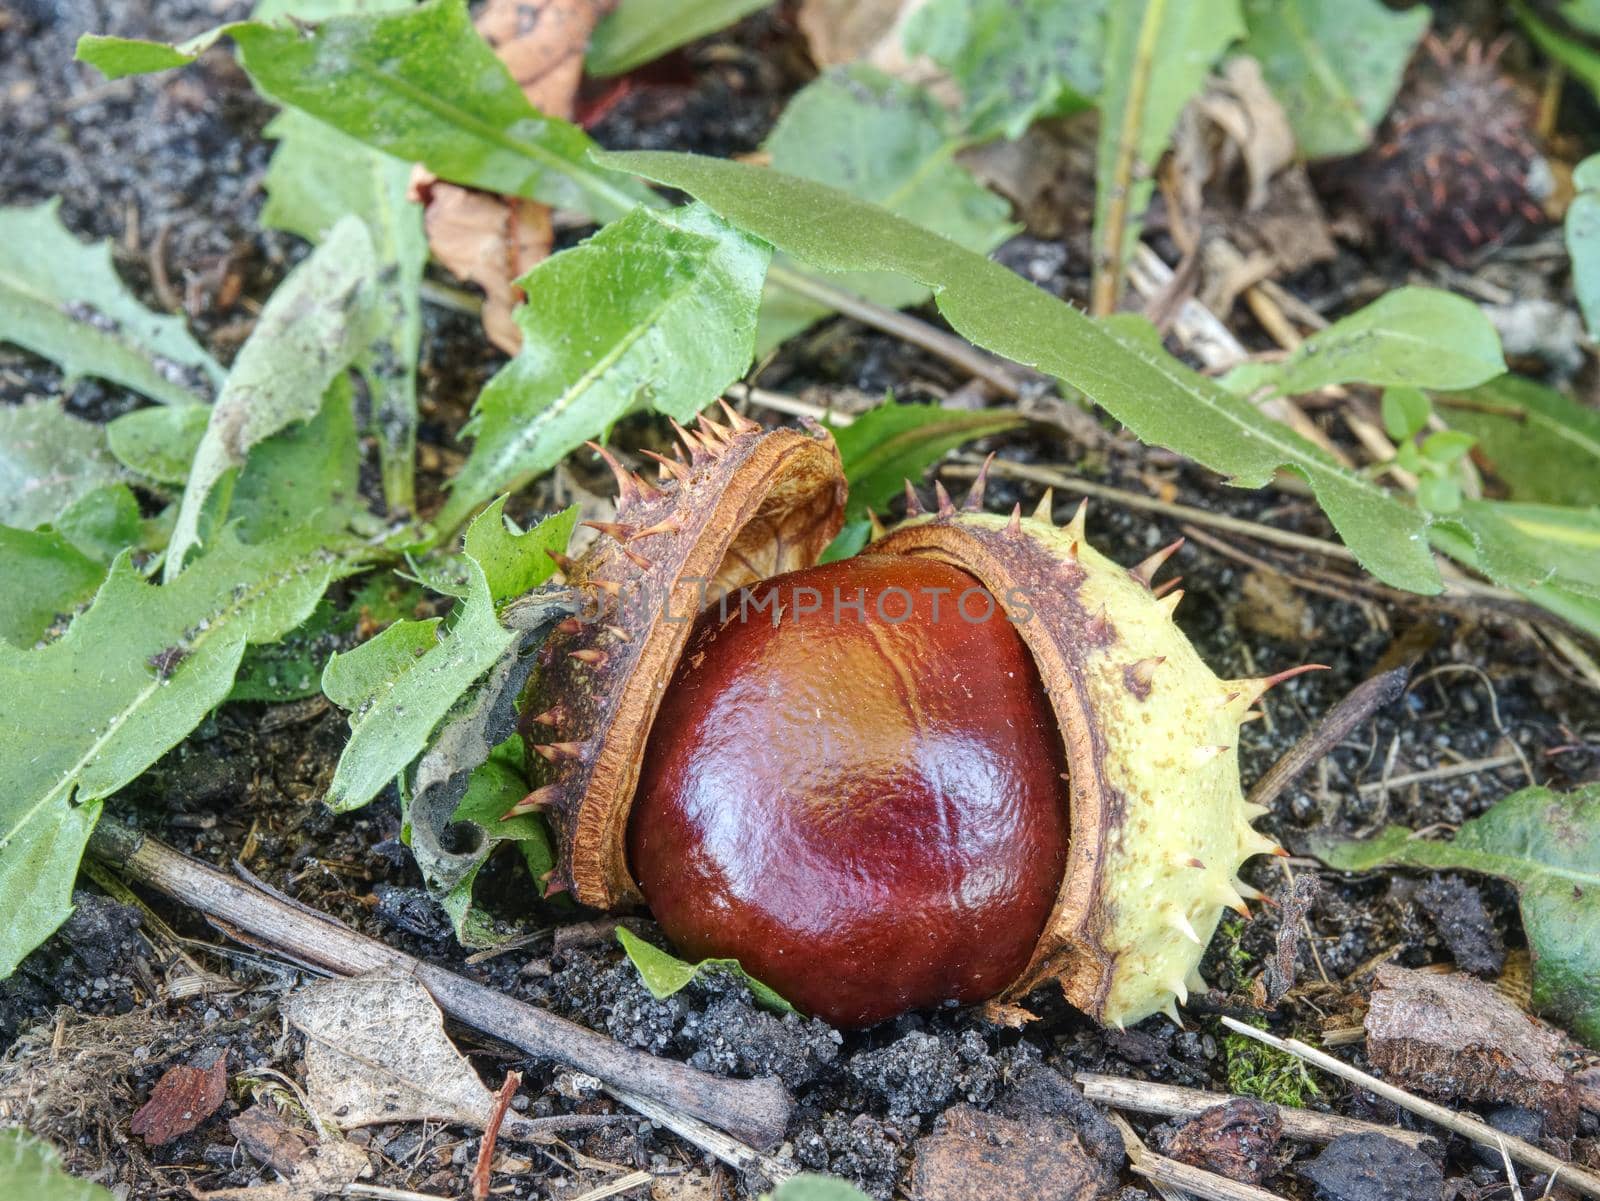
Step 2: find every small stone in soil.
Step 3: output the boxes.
[1300,1132,1444,1201]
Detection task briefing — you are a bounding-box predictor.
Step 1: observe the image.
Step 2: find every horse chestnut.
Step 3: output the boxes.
[517,410,1315,1029]
[627,556,1070,1027]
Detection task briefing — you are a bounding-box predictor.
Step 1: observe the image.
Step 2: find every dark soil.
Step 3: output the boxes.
[2,2,1598,1199]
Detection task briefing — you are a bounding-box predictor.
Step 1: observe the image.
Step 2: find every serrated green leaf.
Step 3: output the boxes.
[167,217,378,577]
[0,400,127,531]
[1568,154,1600,341]
[462,499,578,610]
[1436,375,1600,507]
[263,106,424,514]
[229,375,367,548]
[0,201,221,406]
[903,0,1104,140]
[323,561,514,811]
[0,527,105,647]
[1258,288,1505,395]
[77,0,654,222]
[231,573,419,703]
[764,1176,872,1201]
[616,927,797,1015]
[322,616,440,713]
[1092,0,1243,306]
[1442,499,1600,601]
[759,67,1016,350]
[0,1129,114,1201]
[598,151,1443,594]
[1241,0,1429,159]
[1314,783,1600,1047]
[434,204,769,533]
[105,404,210,486]
[0,528,341,977]
[1380,387,1430,442]
[588,0,769,76]
[54,484,145,564]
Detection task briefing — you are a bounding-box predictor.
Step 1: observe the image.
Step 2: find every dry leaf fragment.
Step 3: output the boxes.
[197,1137,369,1201]
[1194,57,1296,212]
[478,0,609,116]
[284,970,507,1131]
[1365,965,1581,1140]
[129,1053,228,1146]
[417,0,613,354]
[230,1106,314,1177]
[416,181,553,355]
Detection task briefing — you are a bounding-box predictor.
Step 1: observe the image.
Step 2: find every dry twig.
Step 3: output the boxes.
[1076,1073,1434,1150]
[1218,1018,1600,1199]
[85,823,793,1166]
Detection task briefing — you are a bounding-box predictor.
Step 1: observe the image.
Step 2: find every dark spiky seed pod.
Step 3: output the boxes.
[1344,32,1546,266]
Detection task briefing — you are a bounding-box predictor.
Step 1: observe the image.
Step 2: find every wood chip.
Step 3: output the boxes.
[1365,965,1580,1139]
[909,1104,1101,1201]
[129,1053,228,1146]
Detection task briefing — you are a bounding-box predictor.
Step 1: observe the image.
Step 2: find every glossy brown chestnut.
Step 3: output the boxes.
[626,555,1070,1027]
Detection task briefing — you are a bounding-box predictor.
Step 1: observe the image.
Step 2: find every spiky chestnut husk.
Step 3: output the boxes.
[515,407,847,904]
[868,485,1318,1028]
[517,418,1315,1029]
[1341,33,1545,266]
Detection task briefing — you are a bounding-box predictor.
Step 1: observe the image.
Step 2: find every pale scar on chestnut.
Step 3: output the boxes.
[510,408,1325,1029]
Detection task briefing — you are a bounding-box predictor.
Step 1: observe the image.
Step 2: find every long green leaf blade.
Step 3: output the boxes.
[263,108,426,514]
[598,150,1442,594]
[77,0,655,221]
[166,217,379,576]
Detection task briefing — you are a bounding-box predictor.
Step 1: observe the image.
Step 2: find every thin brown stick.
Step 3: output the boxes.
[764,263,1023,397]
[472,1070,520,1200]
[1354,753,1523,795]
[1246,665,1411,813]
[1107,1111,1291,1201]
[1218,1018,1600,1199]
[85,823,793,1157]
[1076,1073,1434,1150]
